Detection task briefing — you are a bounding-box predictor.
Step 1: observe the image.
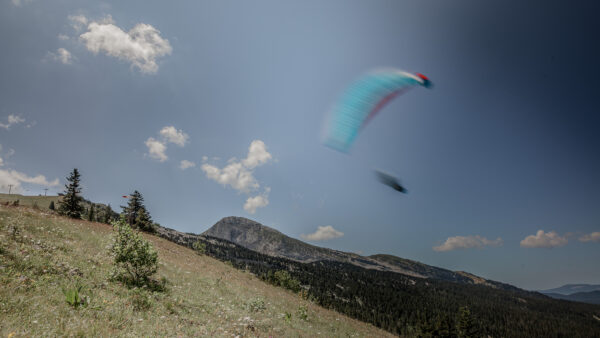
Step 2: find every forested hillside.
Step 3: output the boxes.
[159,226,600,337]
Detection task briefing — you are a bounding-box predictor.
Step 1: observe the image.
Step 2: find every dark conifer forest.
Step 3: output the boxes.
[157,229,600,337]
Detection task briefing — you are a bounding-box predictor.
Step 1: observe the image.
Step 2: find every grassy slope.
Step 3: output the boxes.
[0,193,59,210]
[0,205,392,337]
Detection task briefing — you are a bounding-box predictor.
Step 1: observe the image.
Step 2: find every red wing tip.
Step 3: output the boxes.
[416,73,429,81]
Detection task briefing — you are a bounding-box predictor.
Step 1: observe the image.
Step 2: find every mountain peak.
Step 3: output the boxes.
[203,216,514,288]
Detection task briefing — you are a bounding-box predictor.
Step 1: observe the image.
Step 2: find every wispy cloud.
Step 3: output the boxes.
[11,0,33,7]
[68,14,88,31]
[0,115,26,130]
[202,140,273,213]
[301,225,344,241]
[579,231,600,243]
[520,230,568,248]
[179,160,196,170]
[48,48,74,65]
[79,15,172,74]
[433,235,503,252]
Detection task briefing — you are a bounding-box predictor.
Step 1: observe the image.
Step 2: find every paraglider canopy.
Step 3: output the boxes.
[323,69,432,153]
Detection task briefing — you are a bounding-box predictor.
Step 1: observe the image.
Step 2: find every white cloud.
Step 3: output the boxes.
[0,115,26,130]
[145,137,167,162]
[301,225,344,241]
[0,169,59,194]
[433,235,503,252]
[243,187,270,214]
[520,230,568,248]
[144,126,189,162]
[201,140,272,194]
[179,160,196,170]
[159,126,188,147]
[242,140,272,169]
[579,232,600,243]
[201,162,258,193]
[0,157,3,167]
[48,48,74,65]
[79,16,172,74]
[58,34,70,41]
[68,14,89,31]
[203,140,273,213]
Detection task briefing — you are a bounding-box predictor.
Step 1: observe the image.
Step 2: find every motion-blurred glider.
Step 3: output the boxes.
[323,69,432,153]
[375,170,407,193]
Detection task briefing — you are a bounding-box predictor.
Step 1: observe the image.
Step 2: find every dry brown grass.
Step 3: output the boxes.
[0,205,394,337]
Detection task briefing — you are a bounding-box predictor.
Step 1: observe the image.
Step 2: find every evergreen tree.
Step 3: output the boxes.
[121,190,154,232]
[103,204,113,224]
[88,204,95,221]
[49,201,55,211]
[457,306,477,338]
[58,168,84,219]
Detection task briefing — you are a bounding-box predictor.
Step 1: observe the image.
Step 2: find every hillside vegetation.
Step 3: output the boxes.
[162,222,600,337]
[0,205,391,337]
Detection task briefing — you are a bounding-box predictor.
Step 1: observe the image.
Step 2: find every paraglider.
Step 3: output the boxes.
[323,69,432,153]
[323,68,432,193]
[375,170,407,193]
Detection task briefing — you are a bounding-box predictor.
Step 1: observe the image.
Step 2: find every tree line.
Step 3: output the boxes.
[56,168,157,233]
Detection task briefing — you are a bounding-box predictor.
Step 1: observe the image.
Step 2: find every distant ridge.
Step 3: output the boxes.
[542,291,600,305]
[540,284,600,304]
[540,284,600,295]
[203,216,514,289]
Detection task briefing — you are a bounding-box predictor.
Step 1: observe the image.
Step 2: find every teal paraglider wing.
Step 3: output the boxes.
[323,69,431,153]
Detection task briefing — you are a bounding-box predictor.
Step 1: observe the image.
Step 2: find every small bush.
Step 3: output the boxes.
[247,298,266,313]
[297,305,308,321]
[192,240,206,255]
[130,288,153,311]
[12,200,19,206]
[272,270,301,293]
[109,217,159,287]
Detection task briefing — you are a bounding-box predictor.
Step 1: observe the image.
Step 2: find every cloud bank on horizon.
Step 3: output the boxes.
[579,232,600,243]
[301,225,344,241]
[433,235,503,252]
[0,169,59,194]
[520,230,568,248]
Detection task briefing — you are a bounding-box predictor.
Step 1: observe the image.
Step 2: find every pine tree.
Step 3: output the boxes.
[121,190,154,232]
[58,168,84,219]
[103,204,113,224]
[457,306,477,338]
[88,204,95,221]
[49,201,55,211]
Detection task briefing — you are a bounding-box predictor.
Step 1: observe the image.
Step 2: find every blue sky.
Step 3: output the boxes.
[1,0,598,290]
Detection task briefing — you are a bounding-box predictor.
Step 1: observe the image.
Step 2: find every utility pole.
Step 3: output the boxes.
[44,188,49,196]
[8,184,13,195]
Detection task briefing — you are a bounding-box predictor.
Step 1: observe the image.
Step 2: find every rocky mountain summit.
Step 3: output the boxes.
[201,216,513,288]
